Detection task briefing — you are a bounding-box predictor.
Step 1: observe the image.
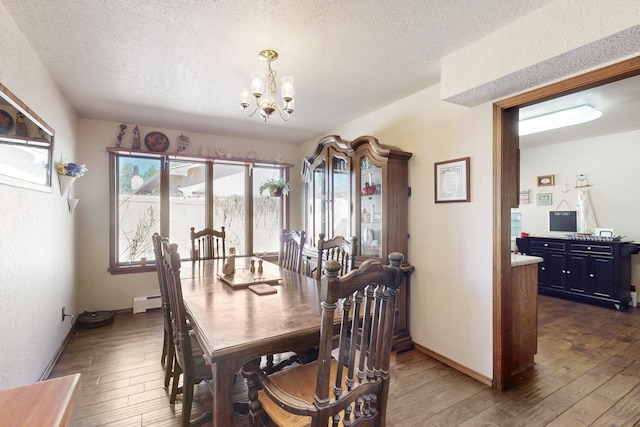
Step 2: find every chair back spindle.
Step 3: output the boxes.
[190,226,226,261]
[278,229,306,273]
[316,232,358,279]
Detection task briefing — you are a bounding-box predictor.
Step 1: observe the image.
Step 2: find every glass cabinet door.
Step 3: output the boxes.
[310,160,327,244]
[359,156,382,257]
[331,156,350,239]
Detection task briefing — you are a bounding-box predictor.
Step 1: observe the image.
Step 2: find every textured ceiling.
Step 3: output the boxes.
[1,0,553,144]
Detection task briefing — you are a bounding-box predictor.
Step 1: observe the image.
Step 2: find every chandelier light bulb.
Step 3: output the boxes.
[250,72,265,98]
[240,90,251,108]
[281,76,295,101]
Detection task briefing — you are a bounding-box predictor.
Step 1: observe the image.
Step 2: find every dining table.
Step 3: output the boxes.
[179,256,326,427]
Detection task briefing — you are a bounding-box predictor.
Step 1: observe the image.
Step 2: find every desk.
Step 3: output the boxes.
[181,257,324,427]
[0,373,80,427]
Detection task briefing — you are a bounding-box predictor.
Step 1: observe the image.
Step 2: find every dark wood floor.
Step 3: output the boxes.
[49,295,640,426]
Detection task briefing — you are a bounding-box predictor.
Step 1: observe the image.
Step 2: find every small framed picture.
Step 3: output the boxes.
[434,157,470,203]
[537,175,555,187]
[537,192,553,206]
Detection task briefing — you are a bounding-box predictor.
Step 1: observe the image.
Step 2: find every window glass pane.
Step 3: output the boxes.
[213,164,246,255]
[332,157,350,238]
[313,160,326,243]
[253,167,283,254]
[169,160,206,257]
[360,156,382,257]
[117,155,161,263]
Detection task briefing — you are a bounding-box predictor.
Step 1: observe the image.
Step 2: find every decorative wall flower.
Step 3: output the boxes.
[57,155,88,178]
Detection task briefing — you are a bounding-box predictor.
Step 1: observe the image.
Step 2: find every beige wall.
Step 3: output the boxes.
[0,3,79,387]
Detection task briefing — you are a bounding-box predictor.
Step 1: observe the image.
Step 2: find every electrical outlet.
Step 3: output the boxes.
[61,306,66,322]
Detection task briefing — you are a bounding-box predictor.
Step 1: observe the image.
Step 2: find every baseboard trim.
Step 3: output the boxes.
[413,342,492,387]
[39,323,76,381]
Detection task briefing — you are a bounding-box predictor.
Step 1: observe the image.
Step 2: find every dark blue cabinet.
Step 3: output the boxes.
[516,236,639,310]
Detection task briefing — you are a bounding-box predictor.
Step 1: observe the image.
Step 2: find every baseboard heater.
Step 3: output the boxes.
[133,295,162,313]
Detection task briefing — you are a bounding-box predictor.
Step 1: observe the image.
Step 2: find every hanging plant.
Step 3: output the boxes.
[259,178,291,197]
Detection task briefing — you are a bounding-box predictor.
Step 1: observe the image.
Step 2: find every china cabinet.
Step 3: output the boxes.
[302,135,414,351]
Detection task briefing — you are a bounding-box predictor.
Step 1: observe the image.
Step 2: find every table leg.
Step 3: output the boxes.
[211,358,239,427]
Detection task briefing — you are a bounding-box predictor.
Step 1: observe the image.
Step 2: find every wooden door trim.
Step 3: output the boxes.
[493,55,640,389]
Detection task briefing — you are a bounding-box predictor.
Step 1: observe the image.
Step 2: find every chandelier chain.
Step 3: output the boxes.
[267,62,277,97]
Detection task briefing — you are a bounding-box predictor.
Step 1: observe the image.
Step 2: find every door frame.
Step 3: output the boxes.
[492,55,640,389]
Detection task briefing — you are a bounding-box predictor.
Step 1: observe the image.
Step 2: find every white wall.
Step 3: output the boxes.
[0,4,79,387]
[297,85,495,378]
[517,129,640,283]
[75,118,300,311]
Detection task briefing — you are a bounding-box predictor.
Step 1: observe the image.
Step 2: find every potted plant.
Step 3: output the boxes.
[259,178,291,197]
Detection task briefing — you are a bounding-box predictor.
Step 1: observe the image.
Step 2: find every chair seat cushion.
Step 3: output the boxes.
[258,358,343,427]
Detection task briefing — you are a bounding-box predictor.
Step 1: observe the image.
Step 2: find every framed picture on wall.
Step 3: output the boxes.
[434,157,470,203]
[537,192,553,206]
[537,174,555,187]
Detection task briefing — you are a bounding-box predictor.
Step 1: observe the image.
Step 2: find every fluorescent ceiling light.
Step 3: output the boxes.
[519,104,602,136]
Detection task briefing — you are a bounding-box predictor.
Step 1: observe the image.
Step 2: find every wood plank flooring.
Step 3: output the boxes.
[49,295,640,426]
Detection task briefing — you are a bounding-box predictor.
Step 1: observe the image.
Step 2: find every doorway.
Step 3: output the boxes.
[492,56,640,389]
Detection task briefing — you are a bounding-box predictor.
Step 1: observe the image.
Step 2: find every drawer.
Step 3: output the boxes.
[530,240,566,251]
[570,243,613,255]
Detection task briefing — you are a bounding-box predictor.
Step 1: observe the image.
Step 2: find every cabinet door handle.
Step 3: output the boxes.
[566,270,571,274]
[590,273,594,278]
[587,246,592,250]
[562,270,566,274]
[541,266,546,271]
[544,243,549,247]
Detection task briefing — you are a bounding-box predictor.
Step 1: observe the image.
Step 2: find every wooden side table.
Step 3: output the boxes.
[0,373,80,427]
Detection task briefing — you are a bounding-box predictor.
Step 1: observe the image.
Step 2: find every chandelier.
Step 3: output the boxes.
[240,50,295,123]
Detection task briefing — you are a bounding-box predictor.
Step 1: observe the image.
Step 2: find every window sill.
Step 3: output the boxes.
[109,264,156,275]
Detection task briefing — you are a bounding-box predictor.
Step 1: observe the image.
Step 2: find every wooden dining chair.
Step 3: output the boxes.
[315,232,358,279]
[190,226,225,261]
[243,252,404,427]
[278,229,306,273]
[162,241,213,427]
[152,233,177,394]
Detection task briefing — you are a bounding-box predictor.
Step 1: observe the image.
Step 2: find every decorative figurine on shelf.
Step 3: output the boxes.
[222,247,236,275]
[362,182,376,196]
[177,133,190,153]
[131,126,141,150]
[361,208,370,223]
[116,124,127,147]
[15,112,27,137]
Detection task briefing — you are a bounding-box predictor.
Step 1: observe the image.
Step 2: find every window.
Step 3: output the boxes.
[109,150,289,273]
[111,155,162,269]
